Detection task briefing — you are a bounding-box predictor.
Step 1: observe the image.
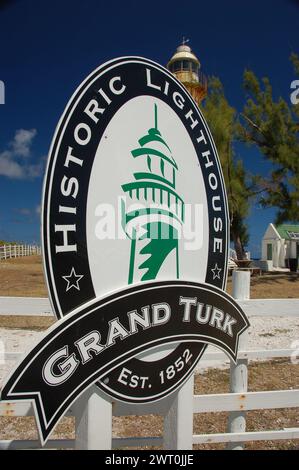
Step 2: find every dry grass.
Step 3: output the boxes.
[1,255,299,300]
[111,360,299,450]
[192,359,299,450]
[0,256,47,297]
[1,359,297,449]
[226,273,299,299]
[0,256,298,449]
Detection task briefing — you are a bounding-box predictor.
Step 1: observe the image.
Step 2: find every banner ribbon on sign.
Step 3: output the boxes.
[0,281,249,444]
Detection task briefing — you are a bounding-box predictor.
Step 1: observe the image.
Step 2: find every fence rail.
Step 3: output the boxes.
[1,297,299,317]
[0,271,298,450]
[0,244,41,260]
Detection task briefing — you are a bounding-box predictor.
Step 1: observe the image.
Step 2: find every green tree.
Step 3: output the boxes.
[202,77,251,259]
[238,54,299,224]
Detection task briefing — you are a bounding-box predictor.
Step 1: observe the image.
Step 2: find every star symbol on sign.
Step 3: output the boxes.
[211,263,222,280]
[62,267,84,292]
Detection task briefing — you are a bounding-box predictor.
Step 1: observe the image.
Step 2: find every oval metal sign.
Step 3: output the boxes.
[42,56,229,402]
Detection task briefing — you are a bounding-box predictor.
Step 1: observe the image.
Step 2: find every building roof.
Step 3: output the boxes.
[275,224,299,240]
[167,43,200,68]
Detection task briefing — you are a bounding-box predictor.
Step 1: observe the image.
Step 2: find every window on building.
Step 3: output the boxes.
[182,60,190,70]
[267,244,273,261]
[173,61,181,72]
[191,62,199,73]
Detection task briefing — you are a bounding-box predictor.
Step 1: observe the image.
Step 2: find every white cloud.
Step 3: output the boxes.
[0,151,24,178]
[16,208,32,216]
[0,129,45,179]
[11,129,37,157]
[12,205,42,224]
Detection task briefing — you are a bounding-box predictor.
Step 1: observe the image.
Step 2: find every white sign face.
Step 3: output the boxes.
[86,95,209,298]
[40,56,229,402]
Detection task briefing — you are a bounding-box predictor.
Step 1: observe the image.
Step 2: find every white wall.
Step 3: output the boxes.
[261,224,285,268]
[290,241,297,258]
[275,239,287,268]
[279,241,287,267]
[261,240,270,261]
[263,223,279,240]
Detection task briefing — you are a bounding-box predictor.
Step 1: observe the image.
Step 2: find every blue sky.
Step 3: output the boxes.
[0,0,298,257]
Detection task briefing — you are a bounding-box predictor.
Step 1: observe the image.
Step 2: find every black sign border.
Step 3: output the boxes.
[41,56,229,402]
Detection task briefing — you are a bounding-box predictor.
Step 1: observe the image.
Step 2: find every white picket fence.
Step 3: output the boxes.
[0,244,41,260]
[0,272,298,450]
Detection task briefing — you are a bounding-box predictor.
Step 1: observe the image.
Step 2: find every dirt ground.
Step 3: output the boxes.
[0,256,298,450]
[227,272,299,299]
[0,359,298,450]
[113,359,299,450]
[0,255,299,299]
[0,256,47,297]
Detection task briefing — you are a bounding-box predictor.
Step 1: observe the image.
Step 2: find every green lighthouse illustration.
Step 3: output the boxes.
[121,104,185,284]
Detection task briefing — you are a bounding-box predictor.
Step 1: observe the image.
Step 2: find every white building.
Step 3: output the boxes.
[262,223,299,269]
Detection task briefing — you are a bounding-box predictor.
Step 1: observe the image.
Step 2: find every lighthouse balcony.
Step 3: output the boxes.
[174,69,207,89]
[167,44,208,104]
[121,206,183,241]
[121,180,185,223]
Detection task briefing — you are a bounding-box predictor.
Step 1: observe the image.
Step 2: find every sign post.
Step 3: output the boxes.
[74,385,112,450]
[163,375,194,450]
[227,270,250,450]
